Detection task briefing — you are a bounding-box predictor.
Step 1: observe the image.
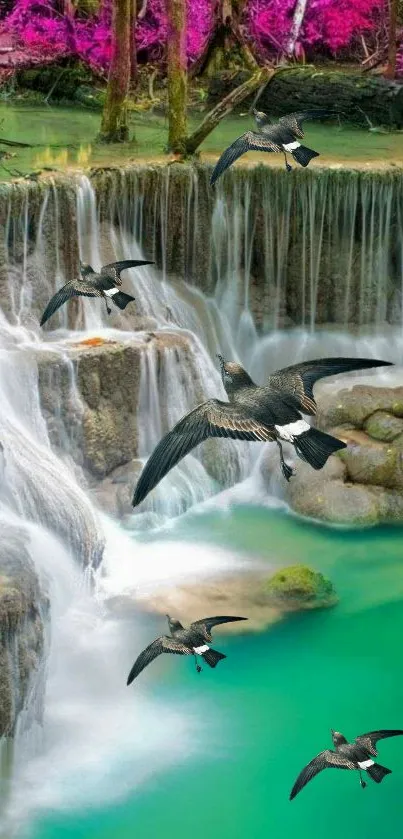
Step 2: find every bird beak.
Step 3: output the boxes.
[216,353,224,363]
[330,729,335,735]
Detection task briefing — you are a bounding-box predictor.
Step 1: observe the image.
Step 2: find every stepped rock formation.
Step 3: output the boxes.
[2,165,403,332]
[286,386,403,525]
[0,161,402,757]
[36,331,243,518]
[37,332,200,517]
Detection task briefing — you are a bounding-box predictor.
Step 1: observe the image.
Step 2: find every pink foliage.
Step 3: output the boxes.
[4,0,214,71]
[2,0,397,74]
[247,0,383,54]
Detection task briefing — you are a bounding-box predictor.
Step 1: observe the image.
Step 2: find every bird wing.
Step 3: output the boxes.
[132,399,276,507]
[268,357,393,416]
[210,131,282,185]
[290,749,355,800]
[100,260,154,286]
[278,110,336,138]
[126,636,192,684]
[191,616,248,633]
[355,730,403,756]
[40,281,97,326]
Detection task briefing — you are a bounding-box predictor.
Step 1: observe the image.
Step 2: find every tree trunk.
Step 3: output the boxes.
[131,1,138,83]
[167,0,188,154]
[285,0,309,57]
[385,0,398,79]
[185,67,274,155]
[189,0,258,79]
[99,0,131,142]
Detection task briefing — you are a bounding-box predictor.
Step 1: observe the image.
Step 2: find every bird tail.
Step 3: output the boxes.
[201,648,226,668]
[294,427,346,470]
[366,763,392,784]
[112,291,136,311]
[291,145,319,167]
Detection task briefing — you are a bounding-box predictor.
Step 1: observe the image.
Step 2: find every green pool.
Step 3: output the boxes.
[24,505,403,839]
[0,103,402,180]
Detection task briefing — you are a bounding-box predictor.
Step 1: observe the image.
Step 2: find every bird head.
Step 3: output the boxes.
[166,615,183,635]
[331,729,348,747]
[216,354,254,394]
[79,261,93,277]
[252,108,271,128]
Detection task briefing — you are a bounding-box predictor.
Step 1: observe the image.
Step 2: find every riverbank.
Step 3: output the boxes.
[1,104,403,182]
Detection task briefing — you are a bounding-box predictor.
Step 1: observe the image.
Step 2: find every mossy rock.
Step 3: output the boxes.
[339,440,403,490]
[264,565,337,610]
[318,387,403,432]
[364,411,403,442]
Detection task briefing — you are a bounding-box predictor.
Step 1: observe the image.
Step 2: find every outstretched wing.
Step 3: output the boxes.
[268,357,393,415]
[40,281,97,327]
[355,730,403,757]
[132,399,276,507]
[210,131,282,186]
[290,749,354,800]
[101,260,154,286]
[126,636,192,685]
[278,110,336,138]
[191,616,248,634]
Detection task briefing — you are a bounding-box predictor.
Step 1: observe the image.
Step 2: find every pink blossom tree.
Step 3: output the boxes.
[2,1,397,75]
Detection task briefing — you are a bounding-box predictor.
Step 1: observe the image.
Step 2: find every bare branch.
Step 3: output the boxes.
[185,67,274,156]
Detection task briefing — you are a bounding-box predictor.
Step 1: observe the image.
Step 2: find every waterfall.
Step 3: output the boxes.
[88,165,403,333]
[0,164,400,834]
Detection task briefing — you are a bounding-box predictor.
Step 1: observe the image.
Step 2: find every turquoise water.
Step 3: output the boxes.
[27,506,403,839]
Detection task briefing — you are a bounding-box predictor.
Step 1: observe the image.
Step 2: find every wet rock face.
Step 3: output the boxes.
[94,165,403,331]
[286,386,403,526]
[38,337,144,481]
[1,166,403,333]
[0,524,49,738]
[0,179,79,328]
[37,332,207,517]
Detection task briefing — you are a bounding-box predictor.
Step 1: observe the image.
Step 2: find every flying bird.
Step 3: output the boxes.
[290,728,403,799]
[210,109,336,185]
[127,614,247,684]
[40,259,154,326]
[132,354,392,506]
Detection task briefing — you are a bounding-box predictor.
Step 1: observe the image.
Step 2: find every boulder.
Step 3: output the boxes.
[286,385,403,526]
[286,458,400,526]
[338,432,403,490]
[364,410,403,442]
[317,386,403,430]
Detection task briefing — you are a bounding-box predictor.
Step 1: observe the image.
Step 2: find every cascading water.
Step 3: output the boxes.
[0,170,256,835]
[0,164,400,837]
